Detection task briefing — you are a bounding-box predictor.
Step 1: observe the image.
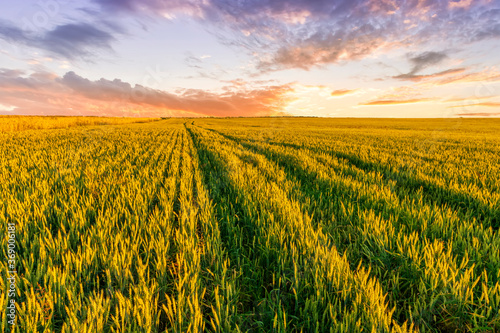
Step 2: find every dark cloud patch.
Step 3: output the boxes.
[394,68,465,81]
[93,0,136,12]
[391,51,451,81]
[406,51,449,75]
[0,20,117,60]
[0,20,28,42]
[42,23,115,59]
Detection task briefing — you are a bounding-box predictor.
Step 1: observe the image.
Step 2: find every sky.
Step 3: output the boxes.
[0,0,500,118]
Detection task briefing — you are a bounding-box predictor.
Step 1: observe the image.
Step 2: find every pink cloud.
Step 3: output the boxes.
[448,0,474,9]
[0,70,295,117]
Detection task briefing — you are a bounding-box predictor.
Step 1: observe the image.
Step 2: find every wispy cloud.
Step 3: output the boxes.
[435,68,500,85]
[443,96,494,103]
[360,98,435,106]
[394,68,466,81]
[91,0,205,18]
[457,112,500,116]
[448,102,500,108]
[391,67,500,87]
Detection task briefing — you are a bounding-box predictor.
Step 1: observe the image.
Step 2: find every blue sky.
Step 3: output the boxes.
[1,0,499,117]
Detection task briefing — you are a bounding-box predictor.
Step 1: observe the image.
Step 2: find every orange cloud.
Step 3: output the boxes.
[443,96,493,103]
[360,98,435,106]
[458,112,500,116]
[474,102,500,107]
[433,68,500,85]
[368,0,399,14]
[448,102,500,108]
[0,70,295,117]
[260,35,390,71]
[448,0,474,9]
[330,89,358,97]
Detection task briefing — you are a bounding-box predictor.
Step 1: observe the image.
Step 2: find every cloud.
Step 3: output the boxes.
[184,52,210,69]
[392,66,500,87]
[443,96,494,103]
[0,20,117,60]
[472,102,500,107]
[360,98,435,106]
[449,102,500,108]
[258,31,391,71]
[0,20,26,41]
[0,68,25,78]
[457,112,500,116]
[0,69,294,117]
[473,8,500,41]
[394,68,466,81]
[404,51,449,75]
[3,0,497,72]
[435,68,500,85]
[0,103,16,112]
[91,0,204,18]
[449,0,474,9]
[41,23,116,59]
[330,89,358,97]
[474,23,500,41]
[91,0,500,71]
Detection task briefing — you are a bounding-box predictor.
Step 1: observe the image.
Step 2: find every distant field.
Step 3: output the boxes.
[1,118,499,332]
[0,116,160,132]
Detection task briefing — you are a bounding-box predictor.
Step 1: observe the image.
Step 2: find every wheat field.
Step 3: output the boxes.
[1,117,499,332]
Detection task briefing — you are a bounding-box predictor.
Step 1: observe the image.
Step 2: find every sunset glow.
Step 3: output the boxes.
[1,0,499,117]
